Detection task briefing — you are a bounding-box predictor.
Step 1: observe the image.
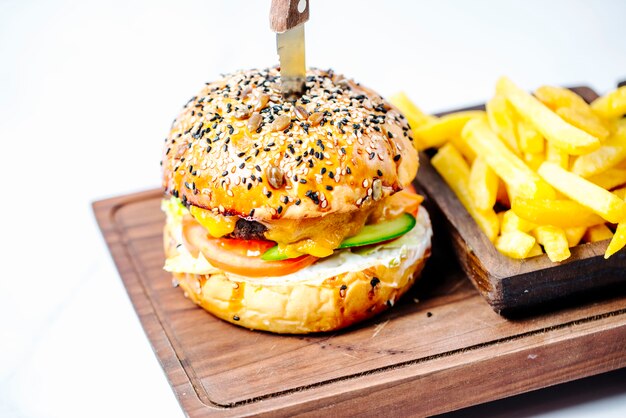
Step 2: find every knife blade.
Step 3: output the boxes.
[270,0,309,99]
[276,24,306,99]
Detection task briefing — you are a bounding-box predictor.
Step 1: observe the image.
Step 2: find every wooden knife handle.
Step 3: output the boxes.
[270,0,309,33]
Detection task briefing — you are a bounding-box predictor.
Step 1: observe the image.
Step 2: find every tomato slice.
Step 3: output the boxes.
[181,216,318,277]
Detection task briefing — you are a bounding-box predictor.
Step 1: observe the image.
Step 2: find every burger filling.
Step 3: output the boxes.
[163,195,432,282]
[162,187,423,277]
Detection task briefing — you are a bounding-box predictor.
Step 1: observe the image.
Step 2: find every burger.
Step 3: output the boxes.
[161,67,432,333]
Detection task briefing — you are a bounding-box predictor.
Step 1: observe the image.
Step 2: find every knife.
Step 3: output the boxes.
[270,0,309,100]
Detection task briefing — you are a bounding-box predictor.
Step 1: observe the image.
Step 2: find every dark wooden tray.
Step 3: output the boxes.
[93,189,626,417]
[418,86,626,315]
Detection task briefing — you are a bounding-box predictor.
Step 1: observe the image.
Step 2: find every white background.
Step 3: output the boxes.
[1,0,625,417]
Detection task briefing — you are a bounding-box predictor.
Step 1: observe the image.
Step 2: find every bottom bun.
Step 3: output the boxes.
[164,209,432,334]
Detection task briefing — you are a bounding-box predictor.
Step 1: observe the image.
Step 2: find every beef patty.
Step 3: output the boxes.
[227,218,268,241]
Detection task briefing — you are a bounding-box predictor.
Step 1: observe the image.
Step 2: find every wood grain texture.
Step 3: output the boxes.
[418,87,626,315]
[270,0,309,32]
[93,185,626,416]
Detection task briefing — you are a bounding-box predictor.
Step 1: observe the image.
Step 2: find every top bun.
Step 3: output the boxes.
[162,68,418,220]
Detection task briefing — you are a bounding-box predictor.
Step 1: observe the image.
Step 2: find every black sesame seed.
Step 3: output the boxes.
[221,171,228,177]
[326,185,333,191]
[377,169,383,177]
[295,199,301,205]
[328,171,335,179]
[387,131,394,139]
[299,178,307,184]
[346,167,352,174]
[371,277,380,287]
[393,154,401,162]
[255,165,261,172]
[239,163,245,169]
[321,167,327,175]
[233,315,240,321]
[369,152,375,160]
[277,205,283,214]
[305,190,320,204]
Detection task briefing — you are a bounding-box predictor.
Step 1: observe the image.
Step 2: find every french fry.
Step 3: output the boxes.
[535,85,609,140]
[583,224,614,243]
[511,197,605,228]
[413,111,485,149]
[497,77,601,155]
[517,119,544,153]
[613,187,626,200]
[495,231,536,259]
[431,143,499,241]
[588,168,626,190]
[486,94,521,154]
[571,119,626,177]
[532,226,571,262]
[388,92,433,128]
[463,118,555,200]
[524,152,545,171]
[545,141,569,169]
[564,226,587,247]
[605,223,626,258]
[449,134,476,163]
[500,210,537,233]
[527,242,544,257]
[537,162,626,224]
[556,107,610,140]
[388,92,434,150]
[591,86,626,120]
[534,85,591,110]
[469,157,498,211]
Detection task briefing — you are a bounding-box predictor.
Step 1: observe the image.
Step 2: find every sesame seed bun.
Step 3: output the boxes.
[161,67,418,220]
[164,207,432,334]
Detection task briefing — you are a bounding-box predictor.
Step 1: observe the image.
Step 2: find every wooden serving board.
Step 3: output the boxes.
[94,188,626,417]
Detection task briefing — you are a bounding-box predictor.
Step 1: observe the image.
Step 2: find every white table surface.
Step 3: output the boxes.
[1,0,625,416]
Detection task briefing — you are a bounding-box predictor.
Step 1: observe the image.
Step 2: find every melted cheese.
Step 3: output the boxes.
[263,209,372,257]
[189,205,237,237]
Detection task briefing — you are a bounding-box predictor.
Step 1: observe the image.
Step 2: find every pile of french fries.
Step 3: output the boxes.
[391,78,626,262]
